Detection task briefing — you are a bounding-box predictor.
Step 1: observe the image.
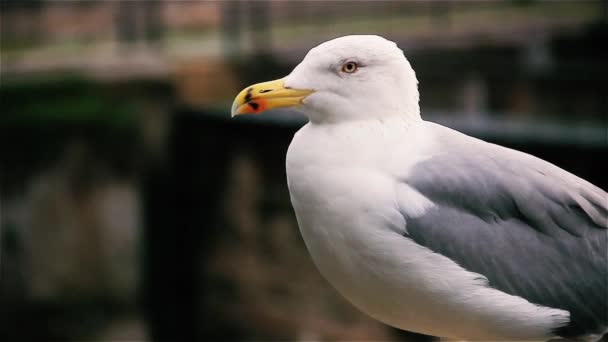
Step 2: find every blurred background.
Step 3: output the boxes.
[1,1,606,341]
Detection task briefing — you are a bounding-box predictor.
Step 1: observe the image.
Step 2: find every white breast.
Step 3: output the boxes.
[285,120,569,341]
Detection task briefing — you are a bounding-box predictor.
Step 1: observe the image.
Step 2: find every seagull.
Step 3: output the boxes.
[231,35,607,341]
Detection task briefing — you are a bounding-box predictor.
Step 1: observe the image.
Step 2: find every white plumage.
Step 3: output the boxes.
[232,35,608,341]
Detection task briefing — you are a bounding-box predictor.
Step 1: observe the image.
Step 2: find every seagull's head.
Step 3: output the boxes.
[231,35,420,123]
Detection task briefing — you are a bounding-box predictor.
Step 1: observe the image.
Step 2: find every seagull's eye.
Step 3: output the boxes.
[341,61,358,74]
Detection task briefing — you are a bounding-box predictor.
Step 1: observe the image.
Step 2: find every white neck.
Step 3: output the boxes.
[302,90,421,125]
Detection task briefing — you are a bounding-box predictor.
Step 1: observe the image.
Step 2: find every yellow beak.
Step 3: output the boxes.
[231,79,314,117]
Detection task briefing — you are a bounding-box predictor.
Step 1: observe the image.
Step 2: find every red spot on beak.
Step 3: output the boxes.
[256,98,267,113]
[245,98,267,114]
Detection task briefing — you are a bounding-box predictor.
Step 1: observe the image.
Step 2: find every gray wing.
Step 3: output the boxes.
[403,123,607,339]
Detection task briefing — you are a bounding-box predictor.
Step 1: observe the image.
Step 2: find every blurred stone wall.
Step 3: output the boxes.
[0,78,171,341]
[21,142,139,301]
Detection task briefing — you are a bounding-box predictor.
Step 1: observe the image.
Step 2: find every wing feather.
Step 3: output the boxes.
[401,123,607,338]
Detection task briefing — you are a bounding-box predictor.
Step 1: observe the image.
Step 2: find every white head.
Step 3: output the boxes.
[232,35,420,124]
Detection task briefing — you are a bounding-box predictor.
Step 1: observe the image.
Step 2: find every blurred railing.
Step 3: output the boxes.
[2,1,603,66]
[3,1,605,125]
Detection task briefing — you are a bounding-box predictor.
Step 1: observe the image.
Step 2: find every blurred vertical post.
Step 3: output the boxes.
[248,0,272,56]
[221,1,242,59]
[143,0,164,48]
[116,1,138,46]
[139,82,181,342]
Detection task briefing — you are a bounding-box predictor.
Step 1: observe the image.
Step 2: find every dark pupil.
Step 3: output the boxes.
[347,63,354,70]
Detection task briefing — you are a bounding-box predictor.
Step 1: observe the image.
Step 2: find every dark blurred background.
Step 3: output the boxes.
[1,1,606,341]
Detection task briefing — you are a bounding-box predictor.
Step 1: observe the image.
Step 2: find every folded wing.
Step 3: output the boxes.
[401,123,608,339]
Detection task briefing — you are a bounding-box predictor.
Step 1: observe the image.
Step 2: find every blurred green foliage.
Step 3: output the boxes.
[2,76,136,127]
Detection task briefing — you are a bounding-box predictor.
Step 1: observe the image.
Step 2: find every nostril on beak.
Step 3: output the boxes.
[259,89,272,93]
[244,88,253,102]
